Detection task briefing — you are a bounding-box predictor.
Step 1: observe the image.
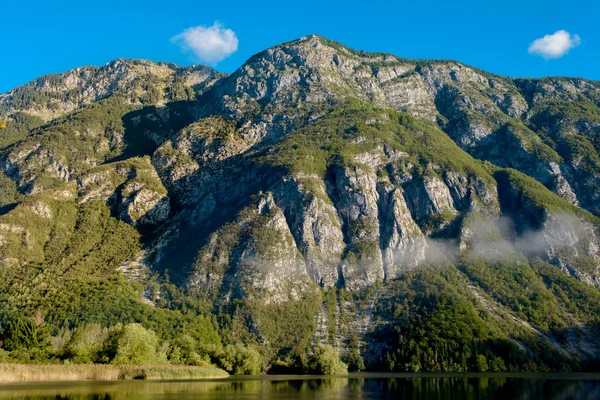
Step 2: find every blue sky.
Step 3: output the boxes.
[1,0,598,92]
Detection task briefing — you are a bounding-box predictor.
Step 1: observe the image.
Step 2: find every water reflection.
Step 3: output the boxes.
[0,374,599,399]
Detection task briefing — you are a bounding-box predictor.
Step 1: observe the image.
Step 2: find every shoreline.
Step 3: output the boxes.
[0,364,229,383]
[2,366,600,384]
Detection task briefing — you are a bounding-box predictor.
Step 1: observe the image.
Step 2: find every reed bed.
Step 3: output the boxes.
[0,364,229,382]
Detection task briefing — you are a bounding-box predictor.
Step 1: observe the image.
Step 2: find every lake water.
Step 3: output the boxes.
[1,373,599,399]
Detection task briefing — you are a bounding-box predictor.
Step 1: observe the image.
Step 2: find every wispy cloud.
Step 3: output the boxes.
[172,22,238,65]
[528,30,581,59]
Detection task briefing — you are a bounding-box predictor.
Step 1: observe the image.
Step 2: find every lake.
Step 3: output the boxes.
[1,373,599,399]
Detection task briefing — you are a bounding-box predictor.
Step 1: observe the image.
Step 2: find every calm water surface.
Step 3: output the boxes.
[0,373,599,399]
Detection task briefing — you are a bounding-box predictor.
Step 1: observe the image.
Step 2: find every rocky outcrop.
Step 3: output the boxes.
[378,184,428,278]
[404,175,457,226]
[117,184,170,226]
[152,118,253,207]
[540,212,600,286]
[78,157,169,226]
[188,192,312,304]
[0,59,223,122]
[271,175,345,288]
[329,165,384,289]
[494,170,600,285]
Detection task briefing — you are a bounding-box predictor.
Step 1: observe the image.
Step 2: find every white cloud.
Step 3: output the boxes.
[528,30,581,59]
[172,22,238,65]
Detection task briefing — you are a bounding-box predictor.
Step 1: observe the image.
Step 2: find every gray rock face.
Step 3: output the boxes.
[271,175,345,288]
[378,185,428,278]
[117,185,170,227]
[541,212,600,286]
[0,144,70,191]
[152,118,253,208]
[188,192,313,304]
[329,165,384,289]
[404,176,457,228]
[152,100,600,294]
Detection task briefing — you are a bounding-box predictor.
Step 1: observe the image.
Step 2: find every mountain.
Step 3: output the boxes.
[1,35,600,373]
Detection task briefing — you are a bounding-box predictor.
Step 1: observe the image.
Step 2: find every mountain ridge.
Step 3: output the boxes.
[1,35,600,373]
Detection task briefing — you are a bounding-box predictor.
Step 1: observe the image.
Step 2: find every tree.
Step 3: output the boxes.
[65,323,108,363]
[218,343,264,375]
[111,323,167,365]
[307,345,348,375]
[1,316,50,352]
[475,355,489,372]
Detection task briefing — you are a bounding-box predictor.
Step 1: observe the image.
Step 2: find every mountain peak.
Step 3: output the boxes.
[204,34,470,134]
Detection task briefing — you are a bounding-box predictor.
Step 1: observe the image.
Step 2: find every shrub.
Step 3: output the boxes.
[167,334,215,367]
[490,356,507,372]
[475,355,489,372]
[65,324,108,363]
[217,343,263,375]
[307,345,348,375]
[111,324,168,365]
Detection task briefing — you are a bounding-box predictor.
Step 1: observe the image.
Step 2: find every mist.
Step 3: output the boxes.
[413,212,598,268]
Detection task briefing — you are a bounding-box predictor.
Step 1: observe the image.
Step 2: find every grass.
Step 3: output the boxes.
[0,364,229,382]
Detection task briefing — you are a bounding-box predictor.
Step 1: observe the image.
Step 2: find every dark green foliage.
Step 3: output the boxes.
[1,316,50,352]
[244,295,321,361]
[378,271,493,372]
[346,347,366,372]
[368,265,581,373]
[215,291,322,365]
[0,112,44,148]
[167,75,194,102]
[0,172,20,209]
[457,257,565,332]
[532,258,600,329]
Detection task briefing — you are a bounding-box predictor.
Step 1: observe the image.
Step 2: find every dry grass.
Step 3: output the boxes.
[0,364,229,382]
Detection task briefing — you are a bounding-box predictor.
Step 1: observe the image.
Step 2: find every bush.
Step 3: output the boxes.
[489,356,506,372]
[217,343,263,375]
[111,324,168,365]
[475,355,488,372]
[307,345,348,375]
[65,323,108,363]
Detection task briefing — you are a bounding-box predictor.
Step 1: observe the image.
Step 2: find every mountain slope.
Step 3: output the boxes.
[1,36,600,372]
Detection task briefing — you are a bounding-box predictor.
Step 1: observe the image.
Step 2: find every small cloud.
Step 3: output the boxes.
[172,22,238,65]
[528,30,581,59]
